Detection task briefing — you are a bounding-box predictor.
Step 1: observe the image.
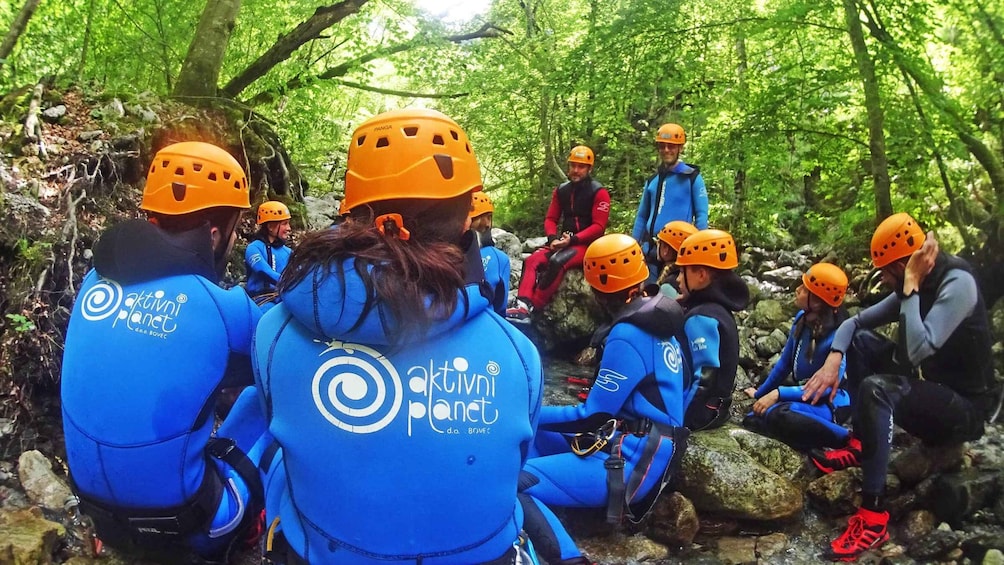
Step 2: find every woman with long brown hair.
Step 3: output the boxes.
[253,109,543,564]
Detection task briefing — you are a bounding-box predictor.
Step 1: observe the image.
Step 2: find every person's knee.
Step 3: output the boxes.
[859,374,904,409]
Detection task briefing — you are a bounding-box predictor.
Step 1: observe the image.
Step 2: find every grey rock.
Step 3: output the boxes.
[676,425,803,521]
[647,491,700,547]
[18,450,73,511]
[42,105,67,121]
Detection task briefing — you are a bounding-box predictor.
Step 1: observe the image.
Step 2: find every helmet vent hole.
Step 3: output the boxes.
[208,172,217,181]
[174,167,184,176]
[162,160,170,168]
[233,181,241,190]
[718,252,727,263]
[450,130,459,140]
[905,236,914,247]
[193,163,203,172]
[171,182,187,201]
[376,137,389,148]
[599,274,608,285]
[432,134,445,145]
[356,135,366,146]
[403,126,418,137]
[433,154,454,179]
[223,171,232,180]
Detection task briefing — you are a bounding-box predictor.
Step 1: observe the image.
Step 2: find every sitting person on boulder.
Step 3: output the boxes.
[245,200,292,311]
[470,191,511,315]
[505,145,610,321]
[645,220,697,298]
[677,229,750,431]
[801,212,996,562]
[742,263,852,451]
[61,141,268,561]
[519,234,691,565]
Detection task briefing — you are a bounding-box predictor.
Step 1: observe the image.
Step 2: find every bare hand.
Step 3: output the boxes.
[903,231,938,294]
[752,390,779,416]
[550,234,571,250]
[802,351,842,405]
[743,387,757,399]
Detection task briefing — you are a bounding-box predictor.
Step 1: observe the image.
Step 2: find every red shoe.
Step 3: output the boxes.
[505,305,530,321]
[825,507,889,561]
[810,437,862,474]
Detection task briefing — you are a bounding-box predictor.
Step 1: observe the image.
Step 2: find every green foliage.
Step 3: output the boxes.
[5,313,35,333]
[16,238,50,270]
[0,0,1000,257]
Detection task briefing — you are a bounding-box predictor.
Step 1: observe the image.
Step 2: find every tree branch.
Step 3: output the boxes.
[334,79,468,98]
[243,24,509,107]
[222,0,371,98]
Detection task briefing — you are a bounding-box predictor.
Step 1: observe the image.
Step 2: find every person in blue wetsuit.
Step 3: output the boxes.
[801,213,996,562]
[470,191,511,315]
[632,123,708,280]
[676,229,750,431]
[253,109,543,565]
[644,220,697,299]
[245,200,293,311]
[742,263,852,450]
[518,233,691,565]
[61,141,269,560]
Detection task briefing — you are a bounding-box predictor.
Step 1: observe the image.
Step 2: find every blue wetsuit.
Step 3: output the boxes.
[478,231,512,316]
[253,232,543,564]
[632,162,708,278]
[743,311,851,450]
[61,219,268,558]
[519,294,691,564]
[680,270,749,431]
[245,234,291,310]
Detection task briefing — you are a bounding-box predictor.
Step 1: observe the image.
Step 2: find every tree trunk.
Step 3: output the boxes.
[843,0,892,221]
[0,0,42,69]
[859,4,1004,220]
[173,0,243,98]
[731,33,749,235]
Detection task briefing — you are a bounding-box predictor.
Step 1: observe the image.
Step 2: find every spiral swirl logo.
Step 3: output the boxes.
[80,279,123,322]
[312,343,403,434]
[663,340,682,374]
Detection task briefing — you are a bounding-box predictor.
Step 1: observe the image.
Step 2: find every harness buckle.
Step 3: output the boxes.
[207,437,237,459]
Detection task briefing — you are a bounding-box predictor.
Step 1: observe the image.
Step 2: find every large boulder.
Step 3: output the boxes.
[675,425,804,521]
[534,269,607,350]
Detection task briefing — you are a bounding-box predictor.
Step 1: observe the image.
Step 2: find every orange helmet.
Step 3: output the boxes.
[257,201,291,225]
[141,141,250,215]
[567,145,594,166]
[802,263,848,307]
[870,212,926,268]
[470,192,494,218]
[341,109,483,214]
[657,221,698,252]
[583,234,648,293]
[655,123,686,145]
[677,229,739,269]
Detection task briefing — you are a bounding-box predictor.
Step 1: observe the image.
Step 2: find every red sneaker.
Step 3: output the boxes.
[810,437,862,474]
[825,507,889,561]
[505,305,530,321]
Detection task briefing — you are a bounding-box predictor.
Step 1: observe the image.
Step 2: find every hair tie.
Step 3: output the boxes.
[375,213,411,241]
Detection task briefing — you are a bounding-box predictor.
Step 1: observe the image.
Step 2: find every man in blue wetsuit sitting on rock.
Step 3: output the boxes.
[61,141,269,561]
[518,233,692,565]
